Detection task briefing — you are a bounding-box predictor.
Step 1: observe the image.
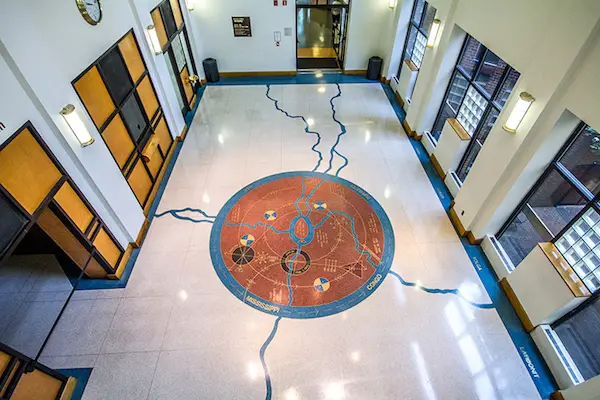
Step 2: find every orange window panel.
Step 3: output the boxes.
[153,116,173,155]
[127,158,153,205]
[73,65,116,129]
[93,227,121,268]
[179,66,194,103]
[151,8,168,48]
[137,75,159,121]
[170,0,184,29]
[102,115,135,169]
[118,31,146,83]
[0,128,62,214]
[54,181,94,233]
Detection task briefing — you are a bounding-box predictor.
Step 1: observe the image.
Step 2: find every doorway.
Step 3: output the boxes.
[296,0,349,71]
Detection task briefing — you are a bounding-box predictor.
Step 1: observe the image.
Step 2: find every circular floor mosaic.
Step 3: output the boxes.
[210,172,394,318]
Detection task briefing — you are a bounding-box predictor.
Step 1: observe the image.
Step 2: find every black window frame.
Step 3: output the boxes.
[497,122,600,289]
[397,0,436,77]
[431,35,519,180]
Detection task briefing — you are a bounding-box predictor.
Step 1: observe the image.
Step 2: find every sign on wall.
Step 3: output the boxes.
[232,17,252,37]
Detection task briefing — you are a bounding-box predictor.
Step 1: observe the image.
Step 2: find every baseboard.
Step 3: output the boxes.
[109,243,133,280]
[380,76,391,84]
[500,278,535,332]
[59,376,78,400]
[143,139,178,216]
[219,71,297,78]
[448,204,466,237]
[134,217,150,248]
[177,125,189,142]
[466,231,483,245]
[431,154,446,180]
[344,69,367,76]
[401,119,415,137]
[394,90,405,109]
[200,79,207,86]
[549,392,564,400]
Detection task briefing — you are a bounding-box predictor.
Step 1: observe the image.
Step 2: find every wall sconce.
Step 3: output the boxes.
[427,19,441,48]
[185,0,194,11]
[503,92,535,132]
[60,105,94,147]
[389,0,397,9]
[146,25,162,55]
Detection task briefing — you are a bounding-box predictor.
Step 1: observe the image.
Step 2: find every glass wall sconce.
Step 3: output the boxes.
[427,19,441,48]
[503,92,535,132]
[60,105,94,147]
[185,0,194,11]
[389,0,397,9]
[147,25,162,55]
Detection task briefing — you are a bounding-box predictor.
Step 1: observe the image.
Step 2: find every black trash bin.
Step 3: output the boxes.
[203,58,220,83]
[366,56,383,81]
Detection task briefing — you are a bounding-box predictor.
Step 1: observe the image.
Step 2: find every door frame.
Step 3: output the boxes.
[295,1,351,71]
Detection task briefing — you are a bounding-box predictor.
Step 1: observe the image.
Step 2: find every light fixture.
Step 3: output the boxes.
[185,0,194,11]
[426,19,441,48]
[60,105,94,147]
[389,0,397,9]
[146,25,162,54]
[503,92,535,132]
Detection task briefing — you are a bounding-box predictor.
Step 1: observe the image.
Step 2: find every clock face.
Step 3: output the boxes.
[76,0,102,25]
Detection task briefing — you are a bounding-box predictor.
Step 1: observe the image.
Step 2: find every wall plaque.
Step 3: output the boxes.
[232,17,252,37]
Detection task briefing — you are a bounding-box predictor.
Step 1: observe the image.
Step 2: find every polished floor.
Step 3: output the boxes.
[40,83,541,399]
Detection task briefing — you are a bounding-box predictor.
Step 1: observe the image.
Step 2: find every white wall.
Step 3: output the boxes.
[188,0,296,73]
[345,0,396,71]
[0,0,159,245]
[0,52,131,247]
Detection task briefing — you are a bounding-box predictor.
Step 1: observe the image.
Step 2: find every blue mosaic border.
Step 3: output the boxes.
[380,84,558,399]
[209,171,395,319]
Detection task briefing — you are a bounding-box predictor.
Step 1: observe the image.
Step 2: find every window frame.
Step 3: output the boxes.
[398,0,435,75]
[497,122,600,282]
[430,36,518,179]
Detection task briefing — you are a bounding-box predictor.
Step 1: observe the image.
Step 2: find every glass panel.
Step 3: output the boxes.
[431,72,469,140]
[172,35,186,72]
[498,210,545,266]
[558,126,600,195]
[411,31,427,68]
[473,50,507,98]
[403,26,418,62]
[458,36,485,78]
[554,296,600,379]
[457,141,482,182]
[166,51,185,111]
[527,170,586,236]
[475,107,499,145]
[98,47,133,105]
[120,95,148,143]
[160,2,177,38]
[179,31,194,73]
[421,4,437,36]
[411,0,425,26]
[494,68,520,108]
[0,191,28,256]
[457,86,488,136]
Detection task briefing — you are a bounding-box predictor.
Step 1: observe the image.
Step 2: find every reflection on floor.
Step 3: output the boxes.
[36,84,542,399]
[0,255,71,358]
[297,47,337,59]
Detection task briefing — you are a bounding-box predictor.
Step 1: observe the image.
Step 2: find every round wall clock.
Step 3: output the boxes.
[75,0,102,26]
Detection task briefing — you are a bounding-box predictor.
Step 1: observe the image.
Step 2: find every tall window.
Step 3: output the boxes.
[398,0,437,76]
[431,36,520,180]
[497,124,600,280]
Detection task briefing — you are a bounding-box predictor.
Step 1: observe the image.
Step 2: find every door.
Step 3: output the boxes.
[165,29,198,116]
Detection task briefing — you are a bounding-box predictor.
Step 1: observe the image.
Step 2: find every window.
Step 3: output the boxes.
[398,0,437,75]
[497,123,600,276]
[431,35,519,180]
